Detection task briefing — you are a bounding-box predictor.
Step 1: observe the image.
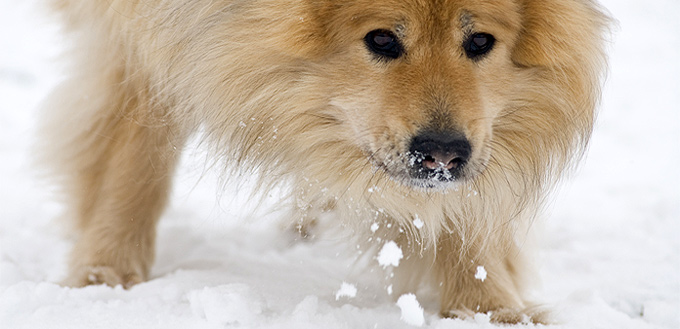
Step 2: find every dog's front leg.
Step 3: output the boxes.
[61,109,185,288]
[435,233,548,324]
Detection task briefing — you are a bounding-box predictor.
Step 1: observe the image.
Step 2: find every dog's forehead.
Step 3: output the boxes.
[333,0,521,35]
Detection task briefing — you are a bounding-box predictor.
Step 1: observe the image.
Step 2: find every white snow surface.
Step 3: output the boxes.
[1,1,679,328]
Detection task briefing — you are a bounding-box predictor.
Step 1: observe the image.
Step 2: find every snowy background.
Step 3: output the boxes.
[1,0,678,328]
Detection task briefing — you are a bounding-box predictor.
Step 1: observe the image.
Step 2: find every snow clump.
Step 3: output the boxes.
[335,282,357,300]
[413,214,424,229]
[377,241,403,268]
[475,266,487,282]
[396,293,425,326]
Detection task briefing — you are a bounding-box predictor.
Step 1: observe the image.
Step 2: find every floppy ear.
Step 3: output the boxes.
[512,0,609,70]
[493,0,610,190]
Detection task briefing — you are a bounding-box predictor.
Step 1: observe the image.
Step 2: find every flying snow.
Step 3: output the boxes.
[475,266,487,282]
[413,214,424,229]
[377,241,403,268]
[335,282,357,300]
[397,293,425,326]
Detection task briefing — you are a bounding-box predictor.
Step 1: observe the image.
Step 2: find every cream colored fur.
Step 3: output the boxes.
[41,0,609,323]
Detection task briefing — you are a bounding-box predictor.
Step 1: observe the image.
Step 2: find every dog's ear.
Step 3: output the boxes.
[502,0,611,181]
[512,0,610,69]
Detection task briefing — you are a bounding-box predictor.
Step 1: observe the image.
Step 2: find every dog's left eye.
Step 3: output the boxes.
[463,33,495,59]
[364,29,403,59]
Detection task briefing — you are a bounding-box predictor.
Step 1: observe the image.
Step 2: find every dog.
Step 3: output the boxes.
[41,0,609,323]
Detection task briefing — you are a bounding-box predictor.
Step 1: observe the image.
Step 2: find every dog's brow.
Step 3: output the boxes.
[459,11,474,32]
[395,23,406,39]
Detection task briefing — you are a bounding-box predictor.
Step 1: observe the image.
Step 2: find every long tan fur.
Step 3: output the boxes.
[41,0,609,323]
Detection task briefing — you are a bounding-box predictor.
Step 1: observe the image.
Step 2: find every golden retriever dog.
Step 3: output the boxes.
[41,0,609,323]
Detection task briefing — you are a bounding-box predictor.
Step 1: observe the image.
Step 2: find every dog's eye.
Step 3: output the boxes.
[364,29,403,59]
[463,33,495,59]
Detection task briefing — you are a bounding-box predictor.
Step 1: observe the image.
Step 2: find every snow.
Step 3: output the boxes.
[335,282,357,300]
[188,284,264,326]
[1,0,679,328]
[474,266,487,282]
[377,241,404,268]
[473,312,492,325]
[413,215,424,229]
[397,294,426,327]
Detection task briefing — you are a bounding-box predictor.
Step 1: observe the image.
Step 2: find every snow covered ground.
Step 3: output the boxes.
[1,0,678,328]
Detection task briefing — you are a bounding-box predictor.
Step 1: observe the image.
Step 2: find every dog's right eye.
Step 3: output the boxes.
[463,33,495,59]
[364,30,403,59]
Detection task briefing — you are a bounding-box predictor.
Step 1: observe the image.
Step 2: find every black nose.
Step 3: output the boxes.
[408,132,471,180]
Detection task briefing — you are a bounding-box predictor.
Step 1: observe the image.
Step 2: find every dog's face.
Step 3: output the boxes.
[311,0,523,189]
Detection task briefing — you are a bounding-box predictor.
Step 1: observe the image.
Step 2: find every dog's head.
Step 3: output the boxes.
[218,0,607,192]
[288,0,608,190]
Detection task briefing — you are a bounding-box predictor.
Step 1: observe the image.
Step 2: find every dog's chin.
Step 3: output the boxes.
[406,178,461,191]
[382,167,473,192]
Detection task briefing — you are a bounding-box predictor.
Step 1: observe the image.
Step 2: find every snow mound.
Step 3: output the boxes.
[188,284,263,326]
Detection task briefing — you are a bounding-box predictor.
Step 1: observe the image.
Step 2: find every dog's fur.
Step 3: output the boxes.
[42,0,608,323]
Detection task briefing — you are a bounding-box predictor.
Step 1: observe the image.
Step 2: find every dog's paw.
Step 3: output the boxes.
[63,265,144,289]
[442,306,551,324]
[489,307,551,324]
